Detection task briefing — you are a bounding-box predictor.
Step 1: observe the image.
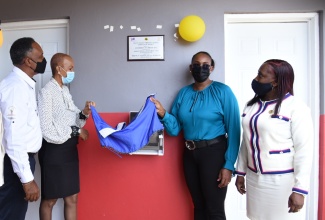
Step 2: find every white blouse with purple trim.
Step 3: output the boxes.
[236,93,313,195]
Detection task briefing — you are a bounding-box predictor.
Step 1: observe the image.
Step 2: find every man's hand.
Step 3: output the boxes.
[235,175,246,195]
[288,192,304,213]
[217,168,232,188]
[22,180,40,202]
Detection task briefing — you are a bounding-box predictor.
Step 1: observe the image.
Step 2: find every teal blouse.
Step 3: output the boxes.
[161,81,241,171]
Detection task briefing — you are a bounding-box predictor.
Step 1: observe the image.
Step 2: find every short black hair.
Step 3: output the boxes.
[191,51,215,67]
[10,37,35,65]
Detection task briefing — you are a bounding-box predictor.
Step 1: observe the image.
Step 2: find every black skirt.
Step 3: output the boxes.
[38,137,80,199]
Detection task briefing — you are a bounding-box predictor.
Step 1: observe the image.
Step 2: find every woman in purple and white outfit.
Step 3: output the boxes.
[235,59,314,220]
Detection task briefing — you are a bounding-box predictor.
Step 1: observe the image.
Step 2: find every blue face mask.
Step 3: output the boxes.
[59,66,75,84]
[62,72,75,84]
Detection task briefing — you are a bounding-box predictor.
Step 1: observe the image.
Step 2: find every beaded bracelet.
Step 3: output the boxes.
[71,126,80,137]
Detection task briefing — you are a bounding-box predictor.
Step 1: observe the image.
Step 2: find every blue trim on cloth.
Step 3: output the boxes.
[269,149,291,154]
[91,95,164,154]
[292,187,308,195]
[270,115,290,122]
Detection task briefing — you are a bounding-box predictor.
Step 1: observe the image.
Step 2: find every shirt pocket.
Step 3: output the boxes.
[269,148,291,155]
[271,114,291,122]
[270,115,292,139]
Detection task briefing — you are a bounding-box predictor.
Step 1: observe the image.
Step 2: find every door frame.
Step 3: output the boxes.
[224,12,320,220]
[1,19,69,30]
[1,19,69,53]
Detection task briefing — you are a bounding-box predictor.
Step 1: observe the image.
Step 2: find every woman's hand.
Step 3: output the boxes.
[82,101,96,116]
[79,128,89,141]
[235,175,246,194]
[217,168,232,188]
[288,192,304,213]
[150,97,166,118]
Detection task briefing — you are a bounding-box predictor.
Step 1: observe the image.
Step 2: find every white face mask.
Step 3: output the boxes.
[59,66,75,84]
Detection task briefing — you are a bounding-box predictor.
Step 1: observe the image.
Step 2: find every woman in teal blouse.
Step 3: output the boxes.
[151,51,240,220]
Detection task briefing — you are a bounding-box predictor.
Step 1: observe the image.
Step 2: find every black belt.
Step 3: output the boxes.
[28,152,36,157]
[185,135,227,150]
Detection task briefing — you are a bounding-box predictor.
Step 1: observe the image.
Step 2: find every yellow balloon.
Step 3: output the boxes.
[179,15,206,42]
[0,30,3,47]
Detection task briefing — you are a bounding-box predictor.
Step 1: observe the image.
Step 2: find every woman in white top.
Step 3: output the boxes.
[235,59,313,220]
[38,53,95,220]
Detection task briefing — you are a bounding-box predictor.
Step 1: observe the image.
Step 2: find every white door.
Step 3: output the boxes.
[0,19,68,220]
[224,13,319,220]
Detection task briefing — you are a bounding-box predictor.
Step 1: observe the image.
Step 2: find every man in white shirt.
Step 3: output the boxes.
[0,37,47,220]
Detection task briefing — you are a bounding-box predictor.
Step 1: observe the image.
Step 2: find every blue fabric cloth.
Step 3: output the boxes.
[91,95,164,154]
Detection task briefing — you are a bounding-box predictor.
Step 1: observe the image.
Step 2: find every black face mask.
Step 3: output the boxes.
[251,79,273,96]
[30,57,47,74]
[191,64,210,83]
